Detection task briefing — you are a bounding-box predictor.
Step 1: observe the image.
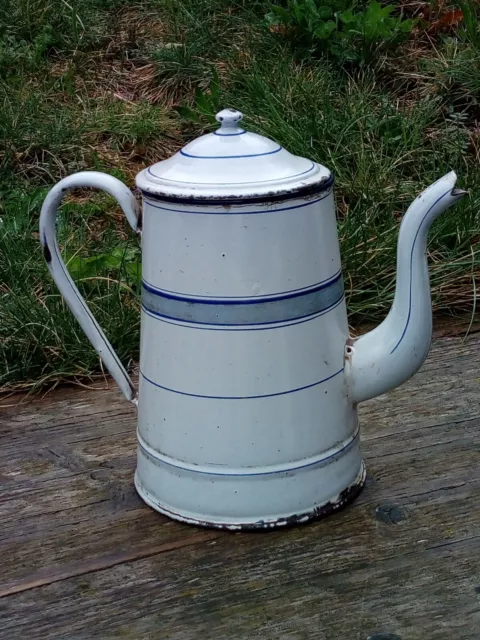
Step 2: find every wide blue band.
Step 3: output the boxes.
[141,273,344,327]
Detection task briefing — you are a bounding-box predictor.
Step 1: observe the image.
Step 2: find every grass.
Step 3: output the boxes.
[0,0,479,390]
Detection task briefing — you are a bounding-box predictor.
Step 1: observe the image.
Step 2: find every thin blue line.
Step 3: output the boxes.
[140,367,344,400]
[213,130,246,137]
[278,162,316,181]
[390,188,452,354]
[142,271,342,305]
[146,161,315,184]
[144,190,331,216]
[142,268,341,300]
[179,146,282,159]
[139,430,359,477]
[142,267,341,300]
[141,295,345,331]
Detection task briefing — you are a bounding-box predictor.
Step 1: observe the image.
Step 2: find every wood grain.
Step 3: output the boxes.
[0,329,479,639]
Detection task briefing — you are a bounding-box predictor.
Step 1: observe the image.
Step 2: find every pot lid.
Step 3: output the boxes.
[136,109,332,204]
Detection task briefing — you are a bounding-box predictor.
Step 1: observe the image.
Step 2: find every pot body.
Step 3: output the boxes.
[134,187,365,530]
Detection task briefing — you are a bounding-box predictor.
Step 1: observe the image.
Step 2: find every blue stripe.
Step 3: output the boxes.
[142,271,342,305]
[390,188,452,354]
[141,274,344,326]
[141,295,345,331]
[140,367,344,400]
[144,189,332,216]
[146,161,315,184]
[213,130,247,137]
[138,428,359,477]
[179,146,282,159]
[142,267,341,300]
[142,268,341,301]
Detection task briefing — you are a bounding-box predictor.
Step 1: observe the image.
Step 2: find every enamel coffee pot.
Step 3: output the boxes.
[40,109,466,530]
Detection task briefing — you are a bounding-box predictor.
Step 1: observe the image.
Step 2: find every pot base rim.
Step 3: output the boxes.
[134,460,366,532]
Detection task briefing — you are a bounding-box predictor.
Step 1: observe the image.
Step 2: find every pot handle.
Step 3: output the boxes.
[39,171,141,404]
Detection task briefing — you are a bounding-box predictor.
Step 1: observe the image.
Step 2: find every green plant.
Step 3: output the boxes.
[265,0,417,64]
[419,38,480,117]
[0,0,134,79]
[458,0,480,47]
[174,68,222,125]
[148,0,264,104]
[0,186,141,389]
[0,0,479,393]
[66,247,141,290]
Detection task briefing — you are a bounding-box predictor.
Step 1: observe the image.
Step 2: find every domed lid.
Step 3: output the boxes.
[136,109,332,204]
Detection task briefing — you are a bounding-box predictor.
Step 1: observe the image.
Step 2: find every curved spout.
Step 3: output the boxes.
[346,171,467,404]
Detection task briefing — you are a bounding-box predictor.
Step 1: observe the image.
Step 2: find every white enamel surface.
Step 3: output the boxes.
[347,171,467,404]
[140,301,347,398]
[134,189,363,525]
[138,304,353,467]
[135,448,365,528]
[142,137,317,186]
[136,109,331,200]
[141,191,340,297]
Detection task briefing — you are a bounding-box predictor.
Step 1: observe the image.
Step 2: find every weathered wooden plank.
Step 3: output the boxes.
[0,410,478,599]
[0,383,221,593]
[0,329,479,639]
[0,387,137,443]
[0,433,136,518]
[0,504,479,639]
[0,531,219,599]
[0,424,476,592]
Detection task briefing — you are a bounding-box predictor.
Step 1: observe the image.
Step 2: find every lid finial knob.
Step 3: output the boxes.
[215,108,244,130]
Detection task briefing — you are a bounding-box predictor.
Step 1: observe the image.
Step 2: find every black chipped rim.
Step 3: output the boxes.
[135,460,366,532]
[139,172,334,207]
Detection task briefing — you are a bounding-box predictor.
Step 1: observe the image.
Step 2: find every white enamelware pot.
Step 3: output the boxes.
[40,108,465,530]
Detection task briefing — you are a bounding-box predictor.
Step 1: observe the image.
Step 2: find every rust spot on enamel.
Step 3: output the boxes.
[43,242,52,263]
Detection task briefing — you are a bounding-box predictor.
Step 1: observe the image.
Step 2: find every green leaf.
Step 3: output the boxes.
[339,10,357,24]
[315,20,336,39]
[111,247,137,262]
[101,253,122,270]
[317,6,334,20]
[304,0,319,17]
[210,66,221,101]
[125,262,142,286]
[290,0,306,23]
[173,106,203,124]
[266,5,291,22]
[195,87,212,114]
[399,18,416,33]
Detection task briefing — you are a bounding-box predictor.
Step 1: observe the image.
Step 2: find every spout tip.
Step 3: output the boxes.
[440,171,467,199]
[451,187,467,198]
